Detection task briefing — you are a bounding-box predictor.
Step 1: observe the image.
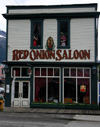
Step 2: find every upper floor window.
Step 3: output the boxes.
[31,20,43,49]
[57,20,70,49]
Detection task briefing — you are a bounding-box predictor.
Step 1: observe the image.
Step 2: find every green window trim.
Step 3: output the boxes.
[30,20,43,49]
[57,19,70,49]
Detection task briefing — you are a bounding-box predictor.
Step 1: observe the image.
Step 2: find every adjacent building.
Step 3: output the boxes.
[0,64,5,89]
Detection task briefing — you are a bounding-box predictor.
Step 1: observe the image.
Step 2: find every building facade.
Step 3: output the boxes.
[3,3,100,107]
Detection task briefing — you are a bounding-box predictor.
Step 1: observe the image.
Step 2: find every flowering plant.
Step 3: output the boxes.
[33,99,43,103]
[32,99,99,107]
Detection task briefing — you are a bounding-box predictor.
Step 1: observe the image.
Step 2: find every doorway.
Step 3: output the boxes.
[11,81,30,107]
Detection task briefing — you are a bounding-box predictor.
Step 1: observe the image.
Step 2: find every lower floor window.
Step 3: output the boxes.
[64,78,90,103]
[34,67,90,103]
[64,68,90,104]
[34,67,60,103]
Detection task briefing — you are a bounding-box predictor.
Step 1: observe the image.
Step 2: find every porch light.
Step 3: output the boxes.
[92,66,96,75]
[3,65,9,75]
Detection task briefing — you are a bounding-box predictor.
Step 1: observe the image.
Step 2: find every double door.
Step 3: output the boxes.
[12,81,30,107]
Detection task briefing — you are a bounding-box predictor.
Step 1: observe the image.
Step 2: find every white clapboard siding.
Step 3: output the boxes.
[43,19,57,49]
[8,7,95,14]
[8,20,31,61]
[8,18,95,62]
[8,20,30,49]
[70,18,94,62]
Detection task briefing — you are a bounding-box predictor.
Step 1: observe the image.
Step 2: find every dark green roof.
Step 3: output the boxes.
[3,12,100,19]
[2,61,100,67]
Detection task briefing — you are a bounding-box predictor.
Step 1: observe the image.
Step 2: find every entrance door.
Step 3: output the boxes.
[11,81,30,107]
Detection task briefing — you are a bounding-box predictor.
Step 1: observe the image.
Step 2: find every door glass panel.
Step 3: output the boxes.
[14,82,19,98]
[23,82,28,98]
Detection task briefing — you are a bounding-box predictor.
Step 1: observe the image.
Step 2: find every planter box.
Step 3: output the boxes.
[64,105,99,110]
[31,103,100,110]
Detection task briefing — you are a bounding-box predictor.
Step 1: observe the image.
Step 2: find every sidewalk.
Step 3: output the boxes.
[74,115,100,122]
[3,107,100,115]
[2,107,100,122]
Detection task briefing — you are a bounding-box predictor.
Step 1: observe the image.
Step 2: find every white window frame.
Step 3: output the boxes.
[11,66,30,78]
[33,67,61,102]
[63,67,91,103]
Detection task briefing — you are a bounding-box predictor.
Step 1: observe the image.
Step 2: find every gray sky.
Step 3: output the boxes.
[0,0,100,60]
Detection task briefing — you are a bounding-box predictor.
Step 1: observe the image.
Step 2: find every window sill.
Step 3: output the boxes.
[30,46,43,49]
[57,46,70,49]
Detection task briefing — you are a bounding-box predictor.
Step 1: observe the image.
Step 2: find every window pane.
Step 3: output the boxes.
[22,68,29,76]
[33,22,41,34]
[48,68,53,76]
[41,68,46,76]
[71,68,76,76]
[64,68,69,76]
[23,82,28,98]
[35,68,40,76]
[35,78,46,102]
[64,78,76,103]
[13,68,20,76]
[77,69,83,77]
[48,78,59,103]
[54,68,59,76]
[59,21,68,47]
[60,21,68,33]
[84,69,90,77]
[33,22,41,47]
[77,78,90,103]
[14,82,19,98]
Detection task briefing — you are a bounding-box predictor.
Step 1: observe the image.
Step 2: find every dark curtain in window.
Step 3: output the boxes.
[35,69,53,101]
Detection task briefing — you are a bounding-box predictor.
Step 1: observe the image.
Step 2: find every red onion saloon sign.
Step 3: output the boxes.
[12,49,90,61]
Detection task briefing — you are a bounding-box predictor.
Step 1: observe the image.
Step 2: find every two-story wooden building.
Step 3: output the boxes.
[3,3,100,107]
